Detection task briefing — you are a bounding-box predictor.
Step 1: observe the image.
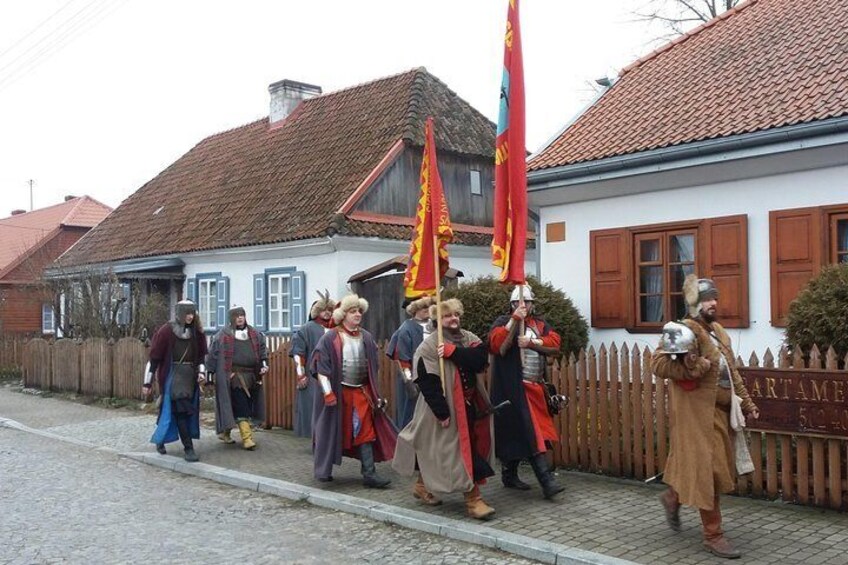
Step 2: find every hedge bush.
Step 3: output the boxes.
[442,275,588,356]
[785,264,848,361]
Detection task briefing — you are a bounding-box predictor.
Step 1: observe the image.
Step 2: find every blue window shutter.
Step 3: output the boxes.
[216,275,229,328]
[291,271,306,330]
[253,274,265,329]
[186,278,197,303]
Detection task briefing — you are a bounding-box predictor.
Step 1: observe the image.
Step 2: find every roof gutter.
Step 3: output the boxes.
[527,115,848,190]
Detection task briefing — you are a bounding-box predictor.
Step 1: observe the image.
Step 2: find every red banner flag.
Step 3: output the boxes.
[403,117,453,298]
[491,0,528,284]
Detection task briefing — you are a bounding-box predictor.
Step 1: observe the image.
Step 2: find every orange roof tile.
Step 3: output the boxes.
[59,68,496,267]
[529,0,848,171]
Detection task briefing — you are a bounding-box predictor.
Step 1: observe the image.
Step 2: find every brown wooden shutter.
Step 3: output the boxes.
[590,228,631,328]
[700,214,749,328]
[769,207,822,327]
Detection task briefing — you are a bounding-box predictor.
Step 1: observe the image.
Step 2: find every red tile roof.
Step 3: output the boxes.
[0,196,112,275]
[529,0,848,171]
[59,68,496,267]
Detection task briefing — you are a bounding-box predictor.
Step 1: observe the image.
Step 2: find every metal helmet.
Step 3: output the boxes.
[510,284,534,302]
[657,321,697,359]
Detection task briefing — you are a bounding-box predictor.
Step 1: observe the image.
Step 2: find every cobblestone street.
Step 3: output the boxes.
[0,425,533,564]
[2,385,848,564]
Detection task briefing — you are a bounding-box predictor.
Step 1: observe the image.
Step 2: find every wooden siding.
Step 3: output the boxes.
[354,146,494,226]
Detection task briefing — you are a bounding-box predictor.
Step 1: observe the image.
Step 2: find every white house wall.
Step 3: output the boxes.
[538,163,848,359]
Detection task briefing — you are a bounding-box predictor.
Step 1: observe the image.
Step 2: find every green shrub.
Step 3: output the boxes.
[443,275,588,355]
[785,264,848,361]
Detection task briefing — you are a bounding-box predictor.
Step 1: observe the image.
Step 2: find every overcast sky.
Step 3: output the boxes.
[0,0,659,215]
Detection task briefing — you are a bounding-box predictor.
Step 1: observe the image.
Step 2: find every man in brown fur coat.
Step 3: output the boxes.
[651,274,760,559]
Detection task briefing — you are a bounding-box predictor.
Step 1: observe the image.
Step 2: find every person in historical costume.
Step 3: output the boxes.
[289,291,335,438]
[386,296,434,429]
[207,306,268,450]
[142,300,208,462]
[310,294,397,487]
[393,298,497,519]
[651,275,760,559]
[488,284,565,499]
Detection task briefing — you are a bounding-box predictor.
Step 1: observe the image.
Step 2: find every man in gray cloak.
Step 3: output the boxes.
[290,291,335,438]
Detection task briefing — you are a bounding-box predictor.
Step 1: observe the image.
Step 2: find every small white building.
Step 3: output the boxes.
[56,69,531,339]
[527,0,848,358]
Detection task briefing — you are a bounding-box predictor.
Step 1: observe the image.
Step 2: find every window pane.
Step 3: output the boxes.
[270,311,280,329]
[640,296,663,322]
[838,219,848,253]
[670,234,695,262]
[270,277,279,295]
[282,277,290,295]
[671,294,687,320]
[670,264,695,292]
[470,170,482,195]
[270,296,278,310]
[282,312,290,329]
[640,239,660,262]
[640,266,663,293]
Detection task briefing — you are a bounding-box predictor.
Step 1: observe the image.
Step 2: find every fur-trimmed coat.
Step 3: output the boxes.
[651,317,757,510]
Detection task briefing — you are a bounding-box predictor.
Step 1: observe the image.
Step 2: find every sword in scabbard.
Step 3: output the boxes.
[645,471,664,485]
[235,373,252,398]
[476,400,511,420]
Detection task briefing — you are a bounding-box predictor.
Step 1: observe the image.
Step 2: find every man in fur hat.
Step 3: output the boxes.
[310,294,397,486]
[207,306,268,450]
[143,300,208,462]
[290,291,335,438]
[488,284,564,499]
[651,274,760,559]
[386,296,434,428]
[393,298,496,519]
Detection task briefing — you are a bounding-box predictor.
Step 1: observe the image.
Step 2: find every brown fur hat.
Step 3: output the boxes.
[683,274,719,318]
[405,296,435,317]
[429,298,463,320]
[332,293,368,324]
[310,289,335,320]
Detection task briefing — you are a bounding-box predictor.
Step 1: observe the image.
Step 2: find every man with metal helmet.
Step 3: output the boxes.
[143,299,208,462]
[290,290,335,438]
[207,306,268,450]
[488,284,565,500]
[310,294,397,487]
[651,274,760,559]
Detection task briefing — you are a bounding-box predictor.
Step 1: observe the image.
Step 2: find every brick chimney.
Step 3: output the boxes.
[268,79,322,125]
[10,209,26,216]
[64,195,76,202]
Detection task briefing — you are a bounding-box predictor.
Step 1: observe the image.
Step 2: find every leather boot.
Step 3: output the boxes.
[238,420,256,450]
[359,443,390,488]
[177,416,199,462]
[700,497,740,559]
[501,459,532,490]
[155,443,166,455]
[463,485,496,520]
[412,475,442,506]
[217,429,235,444]
[530,453,564,499]
[660,488,682,531]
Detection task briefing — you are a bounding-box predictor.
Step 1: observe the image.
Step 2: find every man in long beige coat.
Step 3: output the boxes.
[392,298,496,520]
[651,275,760,559]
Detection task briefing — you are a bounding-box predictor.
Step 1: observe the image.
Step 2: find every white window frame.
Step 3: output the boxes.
[267,273,292,332]
[470,169,482,195]
[42,303,55,334]
[198,278,218,329]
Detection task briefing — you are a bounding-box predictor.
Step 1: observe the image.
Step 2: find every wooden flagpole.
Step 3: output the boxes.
[433,234,446,391]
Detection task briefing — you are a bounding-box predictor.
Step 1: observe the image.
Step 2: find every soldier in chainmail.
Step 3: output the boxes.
[488,285,565,499]
[310,294,397,487]
[143,300,208,462]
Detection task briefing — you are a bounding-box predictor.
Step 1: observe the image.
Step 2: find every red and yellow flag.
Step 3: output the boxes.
[491,0,528,284]
[403,117,453,298]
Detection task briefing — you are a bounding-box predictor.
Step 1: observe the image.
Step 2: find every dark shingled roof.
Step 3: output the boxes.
[60,68,495,267]
[529,0,848,171]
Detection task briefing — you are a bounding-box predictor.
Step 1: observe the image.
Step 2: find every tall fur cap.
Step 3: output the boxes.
[310,289,335,319]
[405,296,435,317]
[332,294,368,324]
[429,298,463,320]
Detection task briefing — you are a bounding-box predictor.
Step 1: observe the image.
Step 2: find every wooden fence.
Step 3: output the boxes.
[0,336,28,370]
[547,343,848,511]
[19,335,848,510]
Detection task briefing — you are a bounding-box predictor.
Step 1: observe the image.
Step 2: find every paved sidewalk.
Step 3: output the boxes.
[2,385,847,564]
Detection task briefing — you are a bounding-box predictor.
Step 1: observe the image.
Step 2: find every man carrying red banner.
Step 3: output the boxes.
[488,284,564,499]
